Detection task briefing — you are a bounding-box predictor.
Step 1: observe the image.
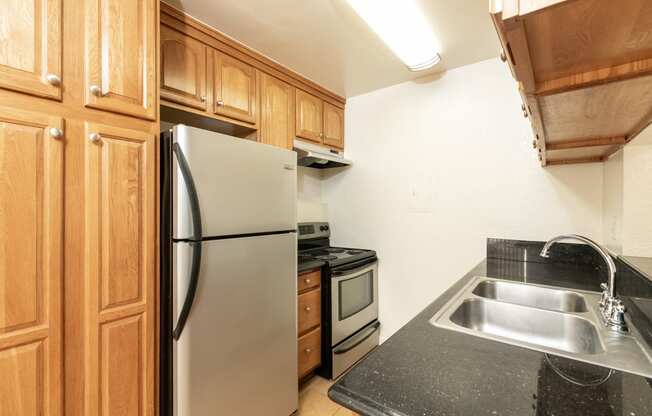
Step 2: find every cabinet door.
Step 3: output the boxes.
[84,122,156,416]
[84,0,156,120]
[0,0,62,99]
[0,106,64,415]
[323,102,344,149]
[213,50,257,124]
[161,25,207,111]
[295,90,323,143]
[260,73,294,149]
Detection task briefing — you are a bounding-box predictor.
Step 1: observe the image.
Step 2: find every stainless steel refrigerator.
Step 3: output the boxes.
[160,125,298,416]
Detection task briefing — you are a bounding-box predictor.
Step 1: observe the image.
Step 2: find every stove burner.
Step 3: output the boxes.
[347,250,364,255]
[310,249,330,256]
[316,255,338,260]
[327,248,345,253]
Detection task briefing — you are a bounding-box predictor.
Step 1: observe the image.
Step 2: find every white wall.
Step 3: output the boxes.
[297,167,328,222]
[321,58,605,340]
[603,130,652,257]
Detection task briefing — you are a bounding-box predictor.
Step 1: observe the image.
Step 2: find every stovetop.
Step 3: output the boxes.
[298,246,376,268]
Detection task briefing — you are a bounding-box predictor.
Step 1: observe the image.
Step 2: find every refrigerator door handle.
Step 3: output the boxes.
[172,143,204,340]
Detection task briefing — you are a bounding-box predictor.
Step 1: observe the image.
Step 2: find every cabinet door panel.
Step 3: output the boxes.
[85,0,156,120]
[213,50,257,124]
[0,106,63,416]
[161,25,207,110]
[0,0,62,99]
[84,122,155,416]
[295,90,323,143]
[323,102,344,149]
[260,73,294,149]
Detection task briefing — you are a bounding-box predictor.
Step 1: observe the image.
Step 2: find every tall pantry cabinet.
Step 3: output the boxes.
[0,1,159,415]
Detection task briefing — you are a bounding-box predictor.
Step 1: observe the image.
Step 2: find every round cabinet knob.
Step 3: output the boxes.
[500,51,507,62]
[304,306,311,312]
[49,127,63,139]
[45,74,61,86]
[200,96,207,102]
[532,140,537,149]
[304,278,311,284]
[304,348,312,354]
[90,85,102,96]
[89,133,101,144]
[216,100,224,106]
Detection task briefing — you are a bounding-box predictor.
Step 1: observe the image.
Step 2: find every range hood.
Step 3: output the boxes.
[293,139,352,169]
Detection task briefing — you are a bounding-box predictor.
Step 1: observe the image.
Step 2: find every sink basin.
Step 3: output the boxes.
[472,280,588,313]
[430,276,652,378]
[450,298,603,354]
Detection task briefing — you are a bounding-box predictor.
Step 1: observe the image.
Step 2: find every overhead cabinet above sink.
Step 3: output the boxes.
[490,0,652,166]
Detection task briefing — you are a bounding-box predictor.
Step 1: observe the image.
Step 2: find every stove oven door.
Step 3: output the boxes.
[331,257,379,346]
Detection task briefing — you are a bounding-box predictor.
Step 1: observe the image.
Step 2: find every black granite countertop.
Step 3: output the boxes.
[329,252,652,416]
[298,259,325,273]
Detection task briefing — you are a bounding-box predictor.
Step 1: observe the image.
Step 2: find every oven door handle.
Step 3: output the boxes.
[333,321,380,355]
[331,257,377,276]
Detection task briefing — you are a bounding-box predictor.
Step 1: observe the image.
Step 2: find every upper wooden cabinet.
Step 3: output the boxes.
[295,89,323,143]
[260,73,294,149]
[491,0,652,166]
[0,106,64,415]
[0,0,62,100]
[161,25,208,111]
[323,102,344,149]
[84,0,156,120]
[83,122,156,416]
[213,50,257,125]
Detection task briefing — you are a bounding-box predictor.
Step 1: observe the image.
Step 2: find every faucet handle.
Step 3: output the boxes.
[599,283,610,308]
[600,282,608,291]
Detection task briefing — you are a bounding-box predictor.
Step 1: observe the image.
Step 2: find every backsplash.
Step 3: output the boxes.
[297,167,328,222]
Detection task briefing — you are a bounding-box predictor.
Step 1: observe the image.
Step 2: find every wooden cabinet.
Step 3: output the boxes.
[83,122,156,416]
[323,102,344,149]
[259,73,294,149]
[0,106,64,415]
[296,90,346,150]
[490,0,652,166]
[295,89,323,143]
[213,50,257,125]
[297,269,322,379]
[84,0,156,120]
[160,25,208,110]
[0,0,62,100]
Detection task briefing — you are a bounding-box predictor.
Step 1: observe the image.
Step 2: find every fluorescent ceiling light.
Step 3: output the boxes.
[346,0,441,71]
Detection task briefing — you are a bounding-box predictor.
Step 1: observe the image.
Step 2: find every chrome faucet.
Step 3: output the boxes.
[540,234,627,332]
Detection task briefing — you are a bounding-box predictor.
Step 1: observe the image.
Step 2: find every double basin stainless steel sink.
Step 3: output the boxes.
[430,277,652,378]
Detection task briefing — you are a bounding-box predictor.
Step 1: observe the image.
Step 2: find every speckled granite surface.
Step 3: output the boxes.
[329,240,652,416]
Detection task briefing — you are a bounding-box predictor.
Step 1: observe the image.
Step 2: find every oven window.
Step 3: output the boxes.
[338,270,374,320]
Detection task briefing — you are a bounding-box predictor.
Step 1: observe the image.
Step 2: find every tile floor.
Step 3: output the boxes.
[297,375,358,416]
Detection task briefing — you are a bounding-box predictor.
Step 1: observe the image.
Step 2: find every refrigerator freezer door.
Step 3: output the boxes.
[173,233,298,416]
[172,124,297,239]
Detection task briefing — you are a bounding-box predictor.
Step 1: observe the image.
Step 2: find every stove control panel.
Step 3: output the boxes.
[298,221,330,240]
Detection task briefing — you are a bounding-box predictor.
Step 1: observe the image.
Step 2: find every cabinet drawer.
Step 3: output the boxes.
[298,289,321,335]
[298,270,320,293]
[298,327,321,378]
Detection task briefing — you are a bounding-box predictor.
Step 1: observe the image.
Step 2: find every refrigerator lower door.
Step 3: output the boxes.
[173,233,298,416]
[172,124,297,239]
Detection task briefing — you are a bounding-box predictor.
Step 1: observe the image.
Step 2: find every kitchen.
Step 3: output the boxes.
[0,1,651,416]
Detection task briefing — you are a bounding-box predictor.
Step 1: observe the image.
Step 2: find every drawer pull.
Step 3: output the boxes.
[305,278,311,284]
[304,306,311,312]
[305,348,312,354]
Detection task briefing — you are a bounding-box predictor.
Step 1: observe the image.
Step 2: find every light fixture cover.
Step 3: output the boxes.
[346,0,441,71]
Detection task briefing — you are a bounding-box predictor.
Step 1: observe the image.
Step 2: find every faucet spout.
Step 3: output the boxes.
[539,234,616,297]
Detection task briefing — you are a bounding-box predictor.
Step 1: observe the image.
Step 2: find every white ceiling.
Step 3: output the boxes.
[165,0,501,98]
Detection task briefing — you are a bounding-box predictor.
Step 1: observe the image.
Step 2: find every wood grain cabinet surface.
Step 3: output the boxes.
[323,102,344,149]
[0,0,62,100]
[259,73,295,149]
[295,89,323,143]
[83,122,156,416]
[84,0,157,120]
[0,106,64,415]
[160,25,208,111]
[213,50,258,125]
[297,269,322,379]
